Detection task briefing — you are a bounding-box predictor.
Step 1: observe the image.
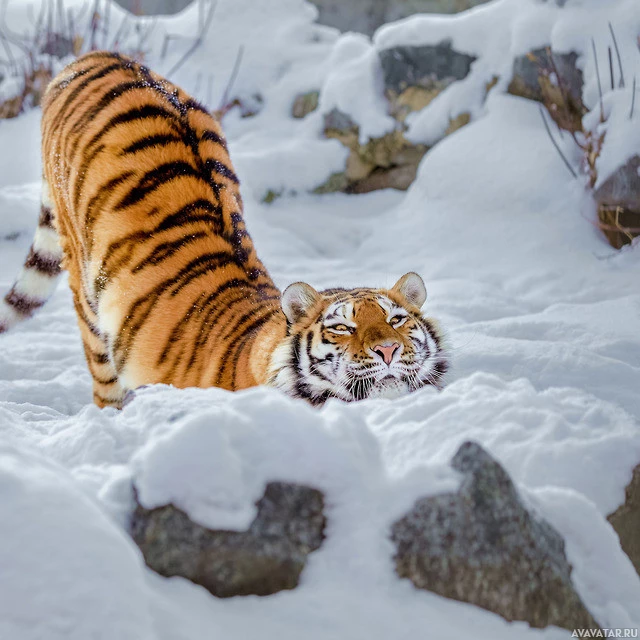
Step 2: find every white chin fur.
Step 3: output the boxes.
[367,379,410,400]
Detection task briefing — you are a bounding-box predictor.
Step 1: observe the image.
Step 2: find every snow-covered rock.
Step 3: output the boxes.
[308,0,492,36]
[131,481,326,598]
[508,48,585,132]
[392,441,598,630]
[593,155,640,249]
[379,40,476,106]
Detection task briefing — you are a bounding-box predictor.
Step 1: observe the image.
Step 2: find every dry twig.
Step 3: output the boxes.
[167,0,217,77]
[539,105,578,179]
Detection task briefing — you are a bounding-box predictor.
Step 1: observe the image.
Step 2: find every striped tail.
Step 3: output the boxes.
[0,181,63,333]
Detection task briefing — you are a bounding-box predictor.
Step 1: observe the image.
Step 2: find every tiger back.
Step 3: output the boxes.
[36,51,284,407]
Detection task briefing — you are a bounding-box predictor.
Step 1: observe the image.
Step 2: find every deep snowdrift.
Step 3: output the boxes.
[0,0,639,638]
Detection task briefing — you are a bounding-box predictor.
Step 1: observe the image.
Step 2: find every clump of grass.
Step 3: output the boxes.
[536,43,605,189]
[537,26,639,248]
[0,0,155,120]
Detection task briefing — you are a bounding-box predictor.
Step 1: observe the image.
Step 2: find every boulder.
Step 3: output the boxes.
[130,481,326,598]
[594,155,640,249]
[319,107,428,193]
[379,41,476,121]
[347,163,420,193]
[391,441,599,631]
[608,463,640,577]
[380,41,476,94]
[307,1,491,37]
[508,48,585,132]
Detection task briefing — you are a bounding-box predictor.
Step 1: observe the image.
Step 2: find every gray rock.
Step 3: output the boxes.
[319,112,428,194]
[379,41,476,95]
[608,463,640,577]
[113,0,194,15]
[391,441,599,630]
[594,155,640,212]
[508,48,585,131]
[308,1,491,37]
[131,481,326,598]
[510,49,583,101]
[323,107,358,134]
[594,155,640,249]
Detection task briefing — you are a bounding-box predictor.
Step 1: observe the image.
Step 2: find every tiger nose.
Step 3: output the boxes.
[373,342,400,365]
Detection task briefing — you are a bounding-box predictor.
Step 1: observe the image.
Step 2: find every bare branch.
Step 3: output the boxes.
[608,46,614,90]
[218,44,244,111]
[0,27,18,73]
[546,46,569,107]
[67,7,76,50]
[84,0,100,52]
[608,21,625,88]
[591,38,604,122]
[631,76,637,121]
[137,17,157,52]
[545,48,584,149]
[206,72,213,108]
[46,0,53,41]
[109,12,129,51]
[193,70,202,96]
[103,0,111,50]
[539,105,578,179]
[167,0,217,78]
[57,0,68,41]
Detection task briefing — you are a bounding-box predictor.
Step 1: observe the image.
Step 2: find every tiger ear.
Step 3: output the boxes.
[281,282,321,324]
[391,272,427,308]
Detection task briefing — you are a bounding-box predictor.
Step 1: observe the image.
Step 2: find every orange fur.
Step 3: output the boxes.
[41,52,285,407]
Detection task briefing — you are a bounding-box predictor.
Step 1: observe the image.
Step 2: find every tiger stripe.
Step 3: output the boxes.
[0,198,63,333]
[15,51,285,407]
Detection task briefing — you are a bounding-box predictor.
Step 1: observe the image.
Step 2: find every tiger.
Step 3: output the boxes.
[0,51,449,408]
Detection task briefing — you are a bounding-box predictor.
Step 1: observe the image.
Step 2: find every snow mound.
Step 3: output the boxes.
[0,442,154,640]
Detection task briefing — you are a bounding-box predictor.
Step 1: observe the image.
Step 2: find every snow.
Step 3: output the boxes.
[319,33,397,143]
[537,486,640,631]
[1,0,640,638]
[0,443,155,640]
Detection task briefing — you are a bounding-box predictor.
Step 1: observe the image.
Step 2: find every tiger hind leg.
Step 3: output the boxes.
[72,286,127,409]
[0,181,63,332]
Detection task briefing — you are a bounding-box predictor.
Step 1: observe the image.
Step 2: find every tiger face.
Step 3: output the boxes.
[267,273,449,404]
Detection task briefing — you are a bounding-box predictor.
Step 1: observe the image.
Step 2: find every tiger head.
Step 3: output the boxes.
[268,272,449,405]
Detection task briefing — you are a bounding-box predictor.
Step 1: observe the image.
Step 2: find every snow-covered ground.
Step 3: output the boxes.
[1,0,639,638]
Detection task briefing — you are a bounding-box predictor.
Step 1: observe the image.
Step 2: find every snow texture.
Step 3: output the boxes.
[0,0,639,638]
